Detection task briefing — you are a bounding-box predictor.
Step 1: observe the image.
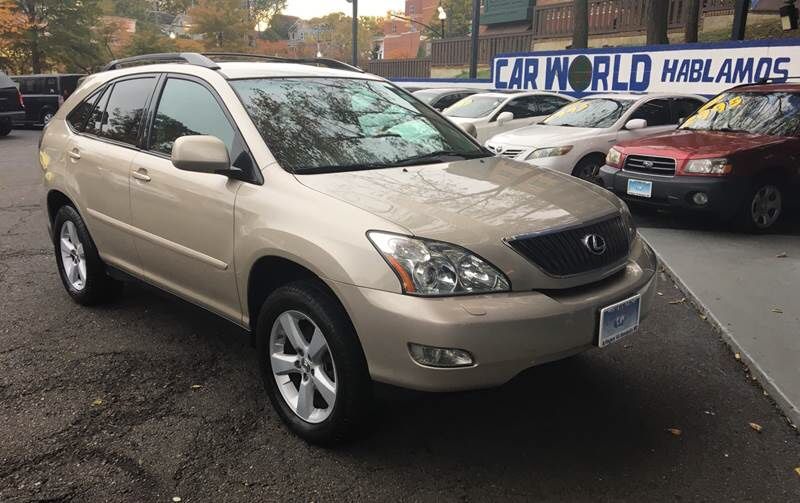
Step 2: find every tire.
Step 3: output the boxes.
[256,280,371,444]
[572,155,605,182]
[0,122,11,136]
[41,110,54,125]
[53,205,122,305]
[736,181,783,233]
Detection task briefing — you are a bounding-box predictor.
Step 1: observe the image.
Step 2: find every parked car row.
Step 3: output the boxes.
[410,80,798,232]
[0,72,84,133]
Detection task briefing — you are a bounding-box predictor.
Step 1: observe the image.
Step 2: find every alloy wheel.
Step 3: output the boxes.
[59,221,87,291]
[269,310,337,424]
[750,185,782,229]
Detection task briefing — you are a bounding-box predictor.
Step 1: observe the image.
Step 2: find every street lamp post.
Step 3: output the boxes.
[469,0,480,78]
[346,0,358,66]
[438,5,447,39]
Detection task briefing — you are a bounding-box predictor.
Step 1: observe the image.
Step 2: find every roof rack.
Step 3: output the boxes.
[754,76,800,84]
[100,52,363,74]
[102,53,220,72]
[202,52,364,73]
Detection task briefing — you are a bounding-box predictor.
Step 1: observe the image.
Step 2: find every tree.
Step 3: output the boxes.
[4,0,106,73]
[124,22,176,57]
[0,0,28,72]
[684,0,700,43]
[424,0,471,39]
[251,0,287,25]
[572,0,589,49]
[188,0,250,51]
[646,0,670,45]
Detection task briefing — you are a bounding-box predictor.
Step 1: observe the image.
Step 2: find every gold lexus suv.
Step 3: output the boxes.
[40,53,657,443]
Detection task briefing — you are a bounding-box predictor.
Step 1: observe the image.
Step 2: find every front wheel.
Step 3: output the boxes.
[572,155,604,181]
[738,182,783,232]
[0,121,11,136]
[256,280,371,444]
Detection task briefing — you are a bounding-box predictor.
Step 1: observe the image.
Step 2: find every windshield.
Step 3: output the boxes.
[680,91,800,136]
[412,89,441,104]
[542,98,635,128]
[444,95,505,118]
[232,78,486,173]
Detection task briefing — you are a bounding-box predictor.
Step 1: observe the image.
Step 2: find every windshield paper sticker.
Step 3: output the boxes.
[492,40,800,96]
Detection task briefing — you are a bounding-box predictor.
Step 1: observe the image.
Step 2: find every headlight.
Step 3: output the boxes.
[606,147,622,167]
[683,158,731,175]
[525,145,573,160]
[620,201,637,242]
[367,231,511,296]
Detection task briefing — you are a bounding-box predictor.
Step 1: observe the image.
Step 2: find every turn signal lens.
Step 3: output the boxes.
[606,147,623,167]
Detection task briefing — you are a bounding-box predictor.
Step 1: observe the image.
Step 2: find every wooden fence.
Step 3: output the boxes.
[533,0,735,39]
[367,58,431,78]
[432,31,535,67]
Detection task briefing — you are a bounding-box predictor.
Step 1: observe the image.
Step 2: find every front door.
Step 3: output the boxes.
[129,76,244,322]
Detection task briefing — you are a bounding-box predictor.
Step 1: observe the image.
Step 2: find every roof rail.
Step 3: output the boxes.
[101,53,221,72]
[202,52,364,73]
[754,76,800,84]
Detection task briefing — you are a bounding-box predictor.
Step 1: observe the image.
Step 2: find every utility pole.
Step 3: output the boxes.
[732,0,749,40]
[572,0,589,49]
[468,0,480,78]
[685,0,700,43]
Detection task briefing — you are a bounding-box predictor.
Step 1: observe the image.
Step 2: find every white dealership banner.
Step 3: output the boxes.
[492,39,800,96]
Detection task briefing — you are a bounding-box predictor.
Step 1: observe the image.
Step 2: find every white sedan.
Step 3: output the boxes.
[443,91,575,143]
[485,93,707,180]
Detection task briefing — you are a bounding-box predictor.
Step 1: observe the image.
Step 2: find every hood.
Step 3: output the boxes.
[617,129,792,160]
[295,156,620,256]
[488,124,598,147]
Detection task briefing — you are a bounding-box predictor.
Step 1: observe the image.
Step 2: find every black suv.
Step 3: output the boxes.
[10,73,83,126]
[0,70,25,136]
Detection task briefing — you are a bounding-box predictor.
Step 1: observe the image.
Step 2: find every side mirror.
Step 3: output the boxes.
[496,111,514,125]
[171,135,231,175]
[625,118,647,130]
[678,116,686,124]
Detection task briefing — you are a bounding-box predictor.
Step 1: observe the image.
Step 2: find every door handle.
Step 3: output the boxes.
[132,170,151,182]
[68,149,81,160]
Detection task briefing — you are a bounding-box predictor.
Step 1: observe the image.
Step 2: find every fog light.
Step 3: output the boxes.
[408,343,474,368]
[692,192,709,205]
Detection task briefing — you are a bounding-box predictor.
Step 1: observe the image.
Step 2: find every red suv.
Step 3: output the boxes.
[599,82,800,231]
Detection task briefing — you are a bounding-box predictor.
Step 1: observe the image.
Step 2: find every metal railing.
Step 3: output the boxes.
[432,32,535,67]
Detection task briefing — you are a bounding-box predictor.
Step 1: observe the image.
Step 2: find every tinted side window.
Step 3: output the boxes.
[99,77,156,145]
[630,99,672,127]
[501,96,547,119]
[539,96,571,115]
[84,87,110,136]
[435,93,464,110]
[67,91,100,131]
[671,98,703,124]
[149,78,235,155]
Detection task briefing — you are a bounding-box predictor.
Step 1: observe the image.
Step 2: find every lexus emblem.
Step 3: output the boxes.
[582,234,607,255]
[642,160,654,168]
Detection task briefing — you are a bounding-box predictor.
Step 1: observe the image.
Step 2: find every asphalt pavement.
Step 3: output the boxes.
[1,129,798,502]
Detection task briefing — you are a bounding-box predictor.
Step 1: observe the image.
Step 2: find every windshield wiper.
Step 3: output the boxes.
[394,150,491,167]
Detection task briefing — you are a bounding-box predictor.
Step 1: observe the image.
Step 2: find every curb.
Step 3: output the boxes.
[644,240,799,430]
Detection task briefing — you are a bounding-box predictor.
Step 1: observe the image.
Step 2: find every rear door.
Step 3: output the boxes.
[67,75,158,273]
[0,72,23,117]
[128,75,247,322]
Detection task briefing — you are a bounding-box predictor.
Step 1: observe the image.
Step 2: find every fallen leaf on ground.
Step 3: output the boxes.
[172,497,182,502]
[190,384,202,389]
[734,353,741,360]
[699,314,707,320]
[667,428,682,436]
[794,467,800,477]
[749,422,763,433]
[91,399,103,406]
[704,410,716,416]
[657,292,663,296]
[776,252,787,258]
[771,307,783,314]
[668,297,686,305]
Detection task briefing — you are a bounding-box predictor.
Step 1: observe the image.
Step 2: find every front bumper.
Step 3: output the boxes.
[329,238,657,392]
[598,165,749,219]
